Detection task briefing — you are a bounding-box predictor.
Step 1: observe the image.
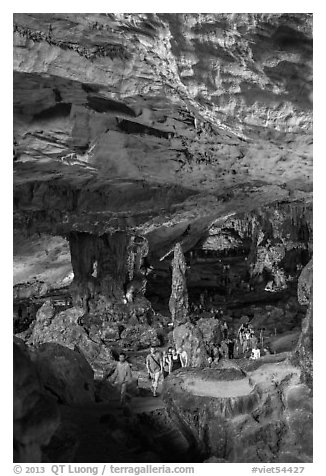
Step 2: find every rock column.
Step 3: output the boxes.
[169,243,207,367]
[169,242,189,325]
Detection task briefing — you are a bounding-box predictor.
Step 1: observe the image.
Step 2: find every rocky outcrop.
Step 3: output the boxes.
[30,342,95,405]
[173,323,208,367]
[196,317,222,348]
[28,301,114,377]
[292,259,313,388]
[120,325,160,350]
[14,341,60,462]
[162,361,312,462]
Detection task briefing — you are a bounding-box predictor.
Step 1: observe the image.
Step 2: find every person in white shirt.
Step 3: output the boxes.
[110,352,133,405]
[250,346,261,360]
[179,348,188,367]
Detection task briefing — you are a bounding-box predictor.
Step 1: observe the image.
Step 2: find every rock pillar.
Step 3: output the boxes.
[169,242,189,325]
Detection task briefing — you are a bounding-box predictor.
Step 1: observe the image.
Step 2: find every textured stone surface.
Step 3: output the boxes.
[13,14,312,251]
[30,342,95,405]
[297,258,313,305]
[13,341,60,462]
[120,325,160,350]
[173,322,208,367]
[28,302,114,376]
[162,361,312,462]
[169,243,189,325]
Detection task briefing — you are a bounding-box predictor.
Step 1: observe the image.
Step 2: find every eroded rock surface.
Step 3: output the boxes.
[162,361,312,462]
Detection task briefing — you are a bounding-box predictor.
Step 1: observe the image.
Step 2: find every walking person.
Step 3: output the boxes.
[110,352,133,406]
[146,346,163,397]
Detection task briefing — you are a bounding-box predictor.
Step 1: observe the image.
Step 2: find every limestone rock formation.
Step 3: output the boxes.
[28,302,114,377]
[292,259,313,388]
[173,322,208,367]
[120,325,160,350]
[14,342,60,462]
[297,258,313,305]
[12,13,313,464]
[169,243,189,325]
[162,361,312,462]
[30,342,95,405]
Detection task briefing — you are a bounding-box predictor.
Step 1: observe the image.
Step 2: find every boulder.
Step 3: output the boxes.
[14,341,60,462]
[31,342,95,405]
[28,305,114,376]
[196,317,222,348]
[173,322,208,367]
[120,325,160,350]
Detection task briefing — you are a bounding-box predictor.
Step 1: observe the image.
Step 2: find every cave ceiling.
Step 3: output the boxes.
[13,13,313,258]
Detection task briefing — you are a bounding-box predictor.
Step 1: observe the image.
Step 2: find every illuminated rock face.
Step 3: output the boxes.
[13,13,312,244]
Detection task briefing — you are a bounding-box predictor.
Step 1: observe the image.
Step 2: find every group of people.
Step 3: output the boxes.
[205,319,263,367]
[110,345,189,405]
[146,346,188,397]
[110,318,266,405]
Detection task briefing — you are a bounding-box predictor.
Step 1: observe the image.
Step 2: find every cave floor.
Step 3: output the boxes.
[183,375,252,398]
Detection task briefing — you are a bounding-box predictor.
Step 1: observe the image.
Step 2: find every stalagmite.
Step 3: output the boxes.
[169,242,189,326]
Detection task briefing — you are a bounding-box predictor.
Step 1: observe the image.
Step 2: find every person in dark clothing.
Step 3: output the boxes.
[18,307,23,319]
[169,348,182,372]
[227,339,235,359]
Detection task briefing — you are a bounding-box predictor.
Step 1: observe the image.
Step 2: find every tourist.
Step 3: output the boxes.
[227,338,235,359]
[162,350,170,378]
[146,346,163,397]
[110,352,133,406]
[250,346,261,360]
[220,340,229,359]
[207,356,213,367]
[222,321,229,340]
[179,347,188,367]
[169,348,182,372]
[250,332,258,349]
[212,345,220,361]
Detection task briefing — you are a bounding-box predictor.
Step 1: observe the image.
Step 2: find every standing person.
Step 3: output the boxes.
[110,352,133,406]
[227,338,235,359]
[250,346,261,360]
[146,346,163,397]
[179,347,188,367]
[162,351,170,378]
[250,332,258,350]
[169,348,182,373]
[222,321,229,340]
